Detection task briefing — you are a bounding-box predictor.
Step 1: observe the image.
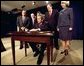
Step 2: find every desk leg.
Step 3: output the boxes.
[51,43,53,62]
[11,38,15,65]
[25,42,27,56]
[47,43,50,65]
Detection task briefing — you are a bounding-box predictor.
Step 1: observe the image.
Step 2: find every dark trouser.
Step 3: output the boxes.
[39,43,46,54]
[53,31,59,49]
[29,42,46,54]
[29,42,38,52]
[20,41,28,48]
[19,29,29,48]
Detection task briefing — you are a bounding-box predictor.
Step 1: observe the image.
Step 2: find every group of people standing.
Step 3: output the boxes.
[17,1,73,65]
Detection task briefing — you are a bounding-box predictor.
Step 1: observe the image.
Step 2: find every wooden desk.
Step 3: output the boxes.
[11,31,54,65]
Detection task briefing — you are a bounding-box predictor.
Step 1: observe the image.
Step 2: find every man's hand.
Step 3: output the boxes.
[21,27,25,31]
[25,28,28,32]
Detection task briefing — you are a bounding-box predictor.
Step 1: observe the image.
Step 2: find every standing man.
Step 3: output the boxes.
[45,3,59,50]
[29,13,38,52]
[30,13,36,28]
[17,10,31,49]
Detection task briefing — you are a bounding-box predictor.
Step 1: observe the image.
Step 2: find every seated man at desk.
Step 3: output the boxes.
[29,12,48,65]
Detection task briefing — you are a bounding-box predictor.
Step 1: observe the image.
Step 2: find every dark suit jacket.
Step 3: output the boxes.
[30,18,37,29]
[17,16,32,30]
[57,8,73,28]
[45,9,59,31]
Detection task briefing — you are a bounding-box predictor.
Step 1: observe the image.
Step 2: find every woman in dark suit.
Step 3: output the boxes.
[57,1,73,55]
[29,12,48,65]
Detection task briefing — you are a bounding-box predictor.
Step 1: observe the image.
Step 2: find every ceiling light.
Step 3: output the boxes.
[45,1,49,4]
[32,1,36,5]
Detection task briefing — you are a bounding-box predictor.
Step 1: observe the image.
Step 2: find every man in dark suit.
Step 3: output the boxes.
[45,3,59,50]
[17,10,32,49]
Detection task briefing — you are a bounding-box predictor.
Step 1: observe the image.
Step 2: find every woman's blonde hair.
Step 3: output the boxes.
[61,1,70,6]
